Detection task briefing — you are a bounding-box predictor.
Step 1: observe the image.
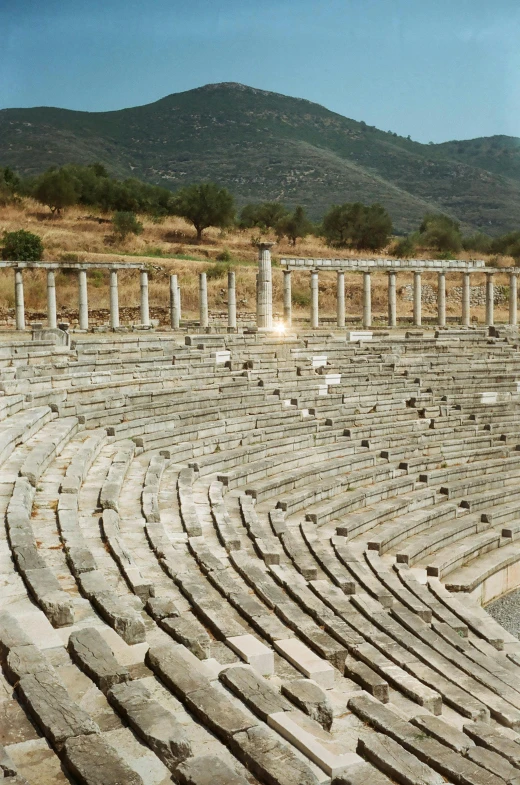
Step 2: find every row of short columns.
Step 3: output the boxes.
[11,264,519,333]
[281,268,519,329]
[13,268,152,332]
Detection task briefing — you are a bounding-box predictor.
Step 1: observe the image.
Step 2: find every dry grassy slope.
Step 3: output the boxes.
[2,82,520,234]
[0,201,514,325]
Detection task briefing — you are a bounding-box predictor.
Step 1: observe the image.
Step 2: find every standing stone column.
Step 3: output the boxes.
[462,272,470,327]
[47,270,57,329]
[337,270,345,328]
[170,274,180,329]
[413,271,422,327]
[110,270,119,329]
[78,270,88,330]
[437,271,446,328]
[363,271,372,329]
[199,272,208,329]
[256,242,274,330]
[228,270,237,331]
[140,270,150,326]
[509,272,518,327]
[485,272,494,327]
[387,271,397,328]
[283,270,292,327]
[310,270,319,329]
[14,269,25,331]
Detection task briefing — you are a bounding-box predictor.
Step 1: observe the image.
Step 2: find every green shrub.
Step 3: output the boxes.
[60,252,79,262]
[112,211,143,240]
[1,230,44,261]
[292,289,311,307]
[216,248,233,262]
[391,236,416,258]
[206,262,231,280]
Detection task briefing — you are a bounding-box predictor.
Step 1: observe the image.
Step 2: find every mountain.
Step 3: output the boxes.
[1,82,520,235]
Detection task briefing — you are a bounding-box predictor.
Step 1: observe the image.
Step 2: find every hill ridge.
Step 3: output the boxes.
[2,81,520,235]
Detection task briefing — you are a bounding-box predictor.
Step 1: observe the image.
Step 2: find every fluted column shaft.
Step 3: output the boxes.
[110,270,119,329]
[509,273,518,327]
[170,274,180,329]
[140,270,150,326]
[199,272,208,329]
[437,271,446,328]
[485,272,494,326]
[363,271,372,329]
[15,269,25,331]
[257,243,273,329]
[413,271,421,327]
[228,270,237,330]
[337,271,345,328]
[47,270,57,329]
[283,270,292,327]
[388,271,397,328]
[462,272,470,326]
[310,270,319,329]
[78,270,88,330]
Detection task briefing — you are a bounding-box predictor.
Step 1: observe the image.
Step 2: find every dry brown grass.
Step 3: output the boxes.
[0,199,516,324]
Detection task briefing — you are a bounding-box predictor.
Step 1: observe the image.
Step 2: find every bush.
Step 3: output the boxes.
[419,214,461,254]
[216,248,233,262]
[1,230,44,261]
[276,206,313,246]
[172,182,235,241]
[112,211,143,240]
[34,169,78,214]
[322,202,392,251]
[391,235,416,258]
[206,262,231,280]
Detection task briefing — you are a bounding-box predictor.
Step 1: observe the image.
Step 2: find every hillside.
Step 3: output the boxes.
[1,82,520,234]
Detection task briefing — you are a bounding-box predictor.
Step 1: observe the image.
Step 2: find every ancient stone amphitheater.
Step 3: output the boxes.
[3,257,520,785]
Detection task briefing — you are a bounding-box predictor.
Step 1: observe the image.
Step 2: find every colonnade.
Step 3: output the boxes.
[280,267,519,329]
[9,259,520,333]
[12,266,149,332]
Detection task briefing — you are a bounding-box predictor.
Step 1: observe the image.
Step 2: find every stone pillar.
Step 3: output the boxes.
[363,271,372,329]
[509,272,518,327]
[199,272,208,329]
[310,270,319,329]
[387,271,397,328]
[437,271,446,328]
[256,242,274,330]
[78,270,88,331]
[110,270,119,329]
[413,271,421,327]
[140,270,150,326]
[46,270,57,329]
[337,270,345,328]
[228,270,237,331]
[14,269,25,331]
[485,272,494,327]
[462,272,470,327]
[170,274,180,329]
[283,270,292,327]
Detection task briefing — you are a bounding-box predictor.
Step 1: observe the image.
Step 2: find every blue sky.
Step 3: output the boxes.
[1,0,519,143]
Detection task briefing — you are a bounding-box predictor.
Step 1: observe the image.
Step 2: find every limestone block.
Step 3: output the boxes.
[274,639,335,688]
[108,680,191,769]
[63,734,143,785]
[281,679,333,731]
[230,724,322,785]
[268,711,361,777]
[226,634,274,675]
[176,755,248,785]
[17,670,99,749]
[68,627,129,692]
[220,665,290,721]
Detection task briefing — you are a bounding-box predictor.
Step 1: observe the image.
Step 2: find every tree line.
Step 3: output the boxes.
[1,163,520,259]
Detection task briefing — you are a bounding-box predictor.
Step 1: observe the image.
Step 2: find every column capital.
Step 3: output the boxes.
[255,241,275,251]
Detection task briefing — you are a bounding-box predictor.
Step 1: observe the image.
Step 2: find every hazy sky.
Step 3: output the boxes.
[1,0,519,143]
